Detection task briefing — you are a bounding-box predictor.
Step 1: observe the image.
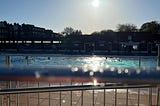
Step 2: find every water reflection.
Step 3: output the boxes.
[80,56,105,71]
[0,55,157,68]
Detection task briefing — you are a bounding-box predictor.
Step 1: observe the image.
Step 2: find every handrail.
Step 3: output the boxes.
[0,84,153,95]
[0,65,160,85]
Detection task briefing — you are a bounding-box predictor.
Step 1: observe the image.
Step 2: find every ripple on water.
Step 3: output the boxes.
[0,55,157,68]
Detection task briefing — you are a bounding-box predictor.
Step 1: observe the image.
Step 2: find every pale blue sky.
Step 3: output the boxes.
[0,0,159,34]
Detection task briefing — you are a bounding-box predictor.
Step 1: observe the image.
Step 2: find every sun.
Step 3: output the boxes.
[92,0,100,7]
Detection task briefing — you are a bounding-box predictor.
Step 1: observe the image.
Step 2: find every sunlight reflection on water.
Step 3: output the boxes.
[0,55,157,69]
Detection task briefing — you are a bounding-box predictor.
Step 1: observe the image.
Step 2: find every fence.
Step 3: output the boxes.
[0,81,158,106]
[0,54,160,106]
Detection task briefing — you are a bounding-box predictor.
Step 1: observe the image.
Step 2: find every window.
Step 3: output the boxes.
[53,41,60,44]
[128,36,132,40]
[10,41,13,43]
[43,41,51,43]
[74,44,79,46]
[5,41,9,43]
[99,44,104,47]
[18,41,22,43]
[133,45,138,50]
[26,41,32,43]
[34,41,41,43]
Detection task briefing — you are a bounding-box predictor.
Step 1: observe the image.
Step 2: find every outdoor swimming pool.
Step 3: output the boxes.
[0,55,157,68]
[0,55,159,106]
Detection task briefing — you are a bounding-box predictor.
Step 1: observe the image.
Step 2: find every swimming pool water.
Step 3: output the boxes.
[0,55,157,68]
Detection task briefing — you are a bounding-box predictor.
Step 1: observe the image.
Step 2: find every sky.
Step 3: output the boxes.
[0,0,160,34]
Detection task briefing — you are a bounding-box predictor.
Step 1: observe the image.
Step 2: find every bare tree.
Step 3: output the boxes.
[62,27,82,36]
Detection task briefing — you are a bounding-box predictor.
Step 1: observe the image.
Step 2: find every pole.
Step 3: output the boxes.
[103,89,105,106]
[6,56,10,65]
[92,88,95,106]
[6,56,11,106]
[60,82,62,106]
[25,56,29,65]
[157,87,160,106]
[49,83,51,106]
[157,45,160,106]
[126,89,128,106]
[27,82,29,106]
[149,88,152,106]
[70,82,72,106]
[115,89,117,106]
[81,83,83,106]
[138,56,141,68]
[38,82,40,106]
[0,94,3,106]
[16,81,19,106]
[158,45,160,67]
[137,88,140,106]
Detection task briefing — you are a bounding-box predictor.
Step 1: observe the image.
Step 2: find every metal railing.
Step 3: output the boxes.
[0,65,160,106]
[0,53,160,106]
[0,81,158,106]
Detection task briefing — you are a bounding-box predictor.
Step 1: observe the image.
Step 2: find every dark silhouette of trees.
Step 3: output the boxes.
[116,23,138,32]
[60,27,82,51]
[73,29,82,35]
[100,29,114,34]
[62,27,82,36]
[62,27,74,36]
[91,29,114,35]
[140,21,160,34]
[91,31,100,35]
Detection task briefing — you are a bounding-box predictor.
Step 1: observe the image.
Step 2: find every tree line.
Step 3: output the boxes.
[62,21,160,36]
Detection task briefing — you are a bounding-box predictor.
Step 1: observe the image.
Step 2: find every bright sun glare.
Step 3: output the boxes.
[92,0,100,7]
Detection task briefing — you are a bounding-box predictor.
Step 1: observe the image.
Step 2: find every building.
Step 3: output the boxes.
[0,21,13,39]
[0,21,59,51]
[0,21,160,55]
[61,32,160,55]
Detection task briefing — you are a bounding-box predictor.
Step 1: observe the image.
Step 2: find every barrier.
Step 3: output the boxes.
[0,65,160,85]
